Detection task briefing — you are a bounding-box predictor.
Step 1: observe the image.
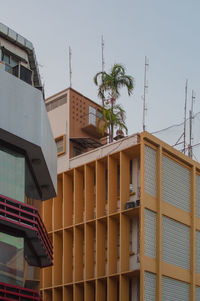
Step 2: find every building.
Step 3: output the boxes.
[45,87,107,164]
[0,23,57,300]
[40,129,200,300]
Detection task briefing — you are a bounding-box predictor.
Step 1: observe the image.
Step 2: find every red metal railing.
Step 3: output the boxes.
[0,194,53,267]
[0,282,42,300]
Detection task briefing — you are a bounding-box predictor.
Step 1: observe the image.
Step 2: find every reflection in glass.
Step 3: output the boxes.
[0,233,24,287]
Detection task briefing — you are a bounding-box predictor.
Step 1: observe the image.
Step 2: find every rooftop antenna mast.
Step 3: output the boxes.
[101,35,105,106]
[69,46,72,88]
[101,35,105,73]
[142,56,149,131]
[183,79,188,154]
[188,90,195,158]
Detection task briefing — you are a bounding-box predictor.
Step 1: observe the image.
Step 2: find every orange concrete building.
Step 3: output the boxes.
[45,87,107,162]
[40,130,200,300]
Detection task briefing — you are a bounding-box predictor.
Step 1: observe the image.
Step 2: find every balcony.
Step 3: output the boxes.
[0,194,53,267]
[81,112,108,139]
[0,282,42,301]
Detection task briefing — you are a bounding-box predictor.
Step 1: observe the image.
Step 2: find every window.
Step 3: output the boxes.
[0,232,24,287]
[97,109,102,119]
[55,135,66,156]
[88,106,96,126]
[2,52,19,73]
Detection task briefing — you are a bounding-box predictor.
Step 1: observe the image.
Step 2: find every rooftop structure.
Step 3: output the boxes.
[45,87,107,170]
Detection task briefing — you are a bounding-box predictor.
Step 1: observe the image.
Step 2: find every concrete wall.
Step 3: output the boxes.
[0,68,57,199]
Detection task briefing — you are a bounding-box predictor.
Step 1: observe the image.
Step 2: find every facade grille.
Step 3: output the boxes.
[162,216,190,270]
[144,146,157,197]
[162,276,190,301]
[196,175,200,218]
[144,272,156,301]
[145,209,156,258]
[46,96,67,112]
[196,230,200,274]
[162,155,190,212]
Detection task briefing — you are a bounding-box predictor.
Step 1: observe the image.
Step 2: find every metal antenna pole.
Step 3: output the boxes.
[101,35,105,73]
[69,46,72,88]
[101,35,105,106]
[183,79,188,154]
[143,56,149,131]
[188,90,195,158]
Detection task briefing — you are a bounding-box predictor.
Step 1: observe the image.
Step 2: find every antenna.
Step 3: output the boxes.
[142,56,149,131]
[101,35,105,73]
[69,46,72,88]
[183,79,188,154]
[101,35,105,106]
[188,90,195,158]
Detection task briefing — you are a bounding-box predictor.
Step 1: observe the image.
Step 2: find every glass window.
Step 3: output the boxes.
[89,106,96,126]
[56,138,64,153]
[2,53,10,64]
[10,57,18,68]
[0,233,24,287]
[97,109,102,119]
[0,146,25,202]
[0,145,40,203]
[55,136,66,155]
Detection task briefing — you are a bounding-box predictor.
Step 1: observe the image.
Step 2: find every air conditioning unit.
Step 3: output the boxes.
[135,199,140,207]
[125,201,135,210]
[12,63,32,85]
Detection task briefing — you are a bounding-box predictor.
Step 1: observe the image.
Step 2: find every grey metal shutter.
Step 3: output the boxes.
[162,216,190,270]
[196,175,200,218]
[196,230,200,274]
[144,146,157,197]
[162,276,190,301]
[196,286,200,301]
[144,272,156,301]
[145,209,156,258]
[162,155,190,212]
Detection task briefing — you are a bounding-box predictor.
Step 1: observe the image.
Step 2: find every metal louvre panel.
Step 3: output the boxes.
[162,155,191,212]
[162,216,190,270]
[196,175,200,218]
[196,231,200,274]
[145,209,156,258]
[144,146,157,197]
[144,272,156,301]
[162,276,190,301]
[196,286,200,300]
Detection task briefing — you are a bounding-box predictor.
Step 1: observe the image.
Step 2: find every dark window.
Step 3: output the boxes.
[20,65,32,85]
[73,146,82,157]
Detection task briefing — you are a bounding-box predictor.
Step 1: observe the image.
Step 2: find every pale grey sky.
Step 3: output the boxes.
[1,0,200,136]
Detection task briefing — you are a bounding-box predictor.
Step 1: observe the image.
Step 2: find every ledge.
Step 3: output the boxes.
[0,282,42,300]
[0,194,53,267]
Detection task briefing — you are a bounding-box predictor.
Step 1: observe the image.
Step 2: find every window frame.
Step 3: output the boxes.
[55,135,66,156]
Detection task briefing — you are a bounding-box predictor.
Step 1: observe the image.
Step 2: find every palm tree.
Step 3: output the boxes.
[94,63,134,142]
[94,64,134,105]
[99,103,128,143]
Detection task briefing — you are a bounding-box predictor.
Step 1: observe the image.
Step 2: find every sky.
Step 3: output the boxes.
[1,0,200,138]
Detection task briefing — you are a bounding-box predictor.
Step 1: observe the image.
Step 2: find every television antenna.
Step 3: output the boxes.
[69,46,72,88]
[142,56,149,131]
[188,90,195,158]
